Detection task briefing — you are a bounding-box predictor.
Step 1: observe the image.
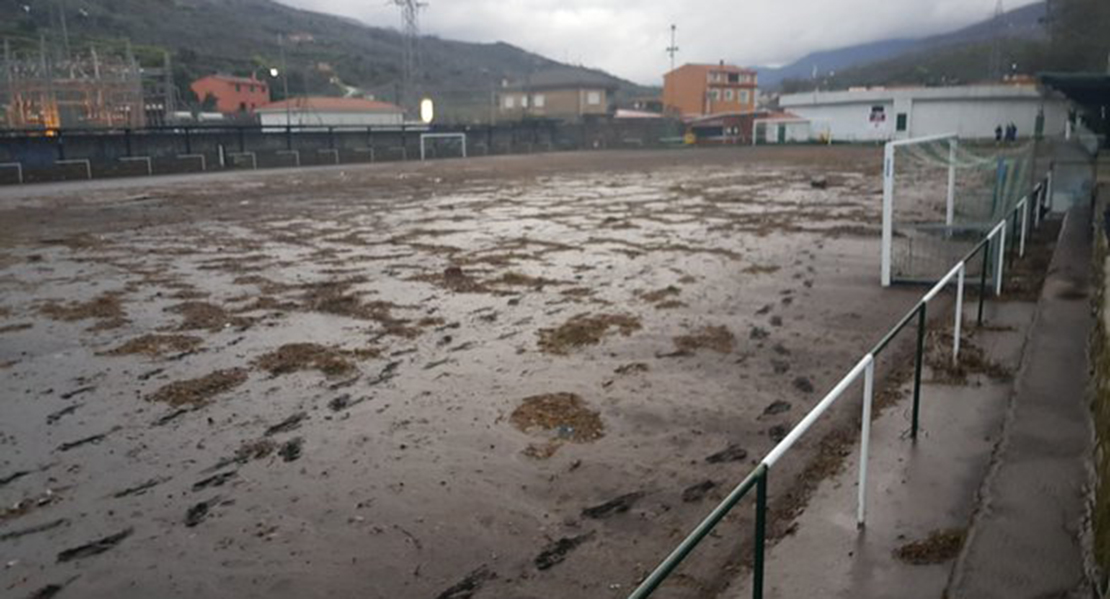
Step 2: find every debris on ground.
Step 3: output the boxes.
[185,499,215,527]
[534,533,595,570]
[40,292,127,330]
[253,343,357,377]
[56,528,133,562]
[893,528,966,564]
[146,368,249,407]
[682,480,718,502]
[706,444,748,464]
[167,301,252,331]
[639,286,681,303]
[762,400,792,416]
[673,325,735,354]
[104,334,202,357]
[279,437,304,462]
[581,491,644,519]
[510,393,604,443]
[925,329,1012,383]
[436,565,497,599]
[614,362,650,375]
[265,412,309,436]
[793,376,815,393]
[538,313,641,355]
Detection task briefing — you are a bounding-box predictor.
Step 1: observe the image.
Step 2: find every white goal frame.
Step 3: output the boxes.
[420,133,467,161]
[881,132,958,287]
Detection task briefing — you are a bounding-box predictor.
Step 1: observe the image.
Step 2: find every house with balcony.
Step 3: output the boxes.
[663,62,758,119]
[497,68,618,123]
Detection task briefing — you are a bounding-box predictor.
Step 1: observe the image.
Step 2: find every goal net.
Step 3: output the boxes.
[420,133,468,161]
[881,134,1034,286]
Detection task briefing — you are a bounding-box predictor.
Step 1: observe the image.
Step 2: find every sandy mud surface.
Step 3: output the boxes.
[0,147,923,598]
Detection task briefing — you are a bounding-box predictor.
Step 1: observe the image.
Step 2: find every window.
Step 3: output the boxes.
[249,85,254,93]
[739,90,750,104]
[587,91,601,105]
[709,89,720,101]
[896,113,908,132]
[725,89,734,101]
[235,84,241,92]
[521,95,529,108]
[533,94,545,108]
[869,105,886,123]
[503,96,515,109]
[728,73,740,84]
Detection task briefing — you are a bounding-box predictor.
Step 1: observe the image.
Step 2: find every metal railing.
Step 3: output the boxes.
[628,169,1053,599]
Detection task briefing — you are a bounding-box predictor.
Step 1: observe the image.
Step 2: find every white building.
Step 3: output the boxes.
[752,112,813,144]
[257,97,404,129]
[780,84,1071,142]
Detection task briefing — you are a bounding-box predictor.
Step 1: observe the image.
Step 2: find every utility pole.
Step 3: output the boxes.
[666,24,679,72]
[393,0,428,116]
[279,33,291,128]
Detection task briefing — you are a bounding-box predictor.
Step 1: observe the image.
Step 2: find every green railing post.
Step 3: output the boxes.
[977,238,990,326]
[754,468,768,599]
[912,303,926,440]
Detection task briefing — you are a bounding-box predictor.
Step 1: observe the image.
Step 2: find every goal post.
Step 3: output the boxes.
[420,133,467,161]
[881,133,1034,286]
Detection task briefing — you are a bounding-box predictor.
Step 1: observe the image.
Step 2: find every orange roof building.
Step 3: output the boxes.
[663,62,758,119]
[255,97,404,127]
[190,75,270,114]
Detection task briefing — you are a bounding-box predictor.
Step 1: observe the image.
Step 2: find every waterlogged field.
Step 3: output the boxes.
[0,147,923,598]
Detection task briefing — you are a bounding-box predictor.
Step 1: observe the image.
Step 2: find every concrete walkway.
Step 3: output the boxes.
[948,208,1094,598]
[732,206,1094,598]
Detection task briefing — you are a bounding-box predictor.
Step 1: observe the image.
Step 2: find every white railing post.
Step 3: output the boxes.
[955,263,965,363]
[881,142,895,287]
[995,223,1006,296]
[857,356,876,528]
[946,137,957,228]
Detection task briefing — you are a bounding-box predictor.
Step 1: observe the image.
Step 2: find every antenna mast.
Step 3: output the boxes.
[666,24,679,72]
[393,0,428,114]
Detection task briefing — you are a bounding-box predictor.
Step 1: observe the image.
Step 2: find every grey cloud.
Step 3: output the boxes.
[277,0,1042,85]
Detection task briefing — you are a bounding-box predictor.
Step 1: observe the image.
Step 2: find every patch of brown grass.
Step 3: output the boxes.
[147,368,248,407]
[538,313,641,355]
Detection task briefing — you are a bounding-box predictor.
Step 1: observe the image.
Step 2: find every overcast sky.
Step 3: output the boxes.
[277,0,1041,85]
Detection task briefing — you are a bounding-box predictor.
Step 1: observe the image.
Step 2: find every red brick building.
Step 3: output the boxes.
[190,75,271,115]
[663,62,758,119]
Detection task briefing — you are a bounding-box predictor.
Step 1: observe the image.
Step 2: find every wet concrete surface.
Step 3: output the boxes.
[948,206,1093,599]
[0,147,926,598]
[732,299,1037,599]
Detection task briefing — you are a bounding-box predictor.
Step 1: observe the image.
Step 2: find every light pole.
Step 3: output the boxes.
[278,33,291,128]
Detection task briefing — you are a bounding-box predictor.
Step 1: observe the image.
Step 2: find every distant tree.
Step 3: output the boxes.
[200,93,218,113]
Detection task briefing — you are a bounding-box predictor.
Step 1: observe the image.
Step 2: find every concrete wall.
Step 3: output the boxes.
[258,110,403,128]
[781,85,1071,142]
